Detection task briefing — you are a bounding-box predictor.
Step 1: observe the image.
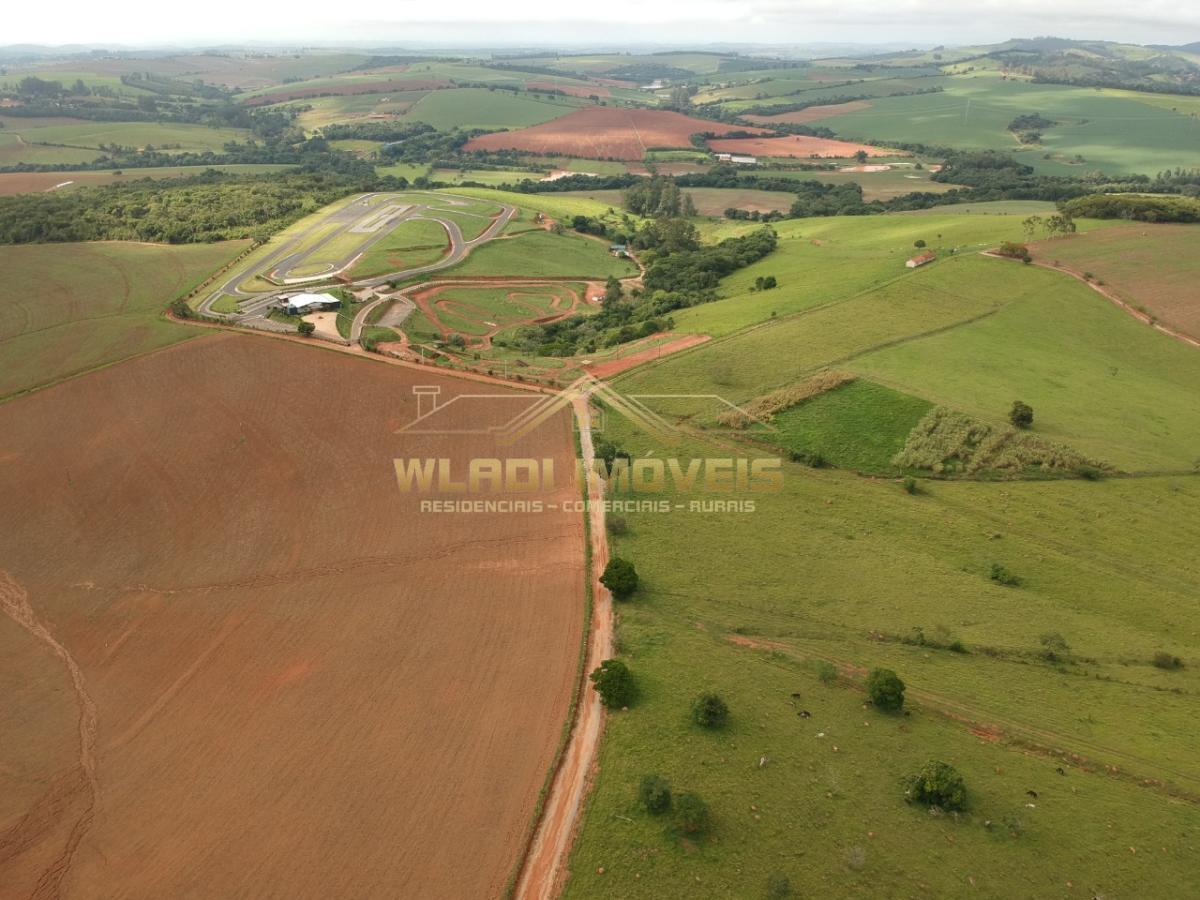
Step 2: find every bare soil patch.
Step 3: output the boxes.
[743,100,873,126]
[708,135,896,159]
[0,333,585,898]
[465,107,771,160]
[583,333,711,379]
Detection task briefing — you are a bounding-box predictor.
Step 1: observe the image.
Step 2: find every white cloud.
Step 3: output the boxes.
[3,0,1198,47]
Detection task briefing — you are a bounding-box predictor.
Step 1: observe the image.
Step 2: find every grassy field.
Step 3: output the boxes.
[1027,224,1200,341]
[0,116,252,165]
[0,164,296,196]
[444,228,637,279]
[669,213,1101,338]
[623,244,1200,474]
[562,415,1200,898]
[0,240,248,399]
[809,74,1200,175]
[763,379,935,473]
[438,186,643,234]
[560,187,799,217]
[349,218,450,279]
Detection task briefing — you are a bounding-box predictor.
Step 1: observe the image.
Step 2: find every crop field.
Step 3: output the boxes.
[463,107,771,160]
[1027,224,1200,342]
[707,135,897,159]
[560,416,1200,899]
[811,74,1200,175]
[559,186,799,216]
[714,74,956,112]
[0,240,248,400]
[743,100,873,125]
[0,116,252,165]
[0,333,586,898]
[349,217,450,279]
[0,165,295,197]
[444,228,638,279]
[761,163,958,200]
[403,87,584,131]
[241,77,451,106]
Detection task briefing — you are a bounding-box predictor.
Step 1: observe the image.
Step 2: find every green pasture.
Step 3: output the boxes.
[444,228,636,279]
[563,410,1200,898]
[812,74,1200,175]
[349,218,450,279]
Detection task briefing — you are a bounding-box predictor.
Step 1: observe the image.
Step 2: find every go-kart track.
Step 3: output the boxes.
[197,192,516,338]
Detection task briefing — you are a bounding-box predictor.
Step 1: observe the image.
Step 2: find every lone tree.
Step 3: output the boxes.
[674,792,711,834]
[600,557,639,600]
[914,239,927,248]
[638,775,672,814]
[593,437,631,473]
[590,658,636,708]
[904,760,967,810]
[1009,400,1034,429]
[691,692,729,728]
[866,667,905,711]
[297,321,315,337]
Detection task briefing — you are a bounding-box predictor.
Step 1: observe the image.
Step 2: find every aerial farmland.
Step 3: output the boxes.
[2,24,1200,900]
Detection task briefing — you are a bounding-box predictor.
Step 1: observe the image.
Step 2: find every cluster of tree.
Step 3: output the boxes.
[1021,212,1076,239]
[640,224,778,293]
[623,175,696,217]
[1060,192,1200,222]
[0,161,386,244]
[1007,112,1057,145]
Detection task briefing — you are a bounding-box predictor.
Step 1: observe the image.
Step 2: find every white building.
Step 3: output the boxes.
[282,292,341,315]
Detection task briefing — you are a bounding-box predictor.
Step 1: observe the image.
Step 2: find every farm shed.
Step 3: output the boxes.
[906,252,937,269]
[283,292,341,315]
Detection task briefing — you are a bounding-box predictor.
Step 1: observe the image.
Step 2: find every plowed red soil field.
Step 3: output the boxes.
[464,107,772,160]
[707,134,896,159]
[0,333,585,898]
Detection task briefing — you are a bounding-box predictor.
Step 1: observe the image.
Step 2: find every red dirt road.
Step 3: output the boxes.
[583,332,711,379]
[464,107,771,160]
[708,134,896,159]
[0,333,585,898]
[514,390,613,900]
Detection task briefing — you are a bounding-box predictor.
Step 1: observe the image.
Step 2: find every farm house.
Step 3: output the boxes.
[282,292,341,315]
[906,251,937,268]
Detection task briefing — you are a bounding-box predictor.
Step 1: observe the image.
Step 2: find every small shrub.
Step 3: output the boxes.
[1152,651,1184,670]
[638,775,672,814]
[989,563,1021,587]
[766,872,792,898]
[866,667,905,711]
[674,792,711,834]
[1038,632,1070,663]
[904,760,967,810]
[691,692,729,728]
[1009,400,1034,429]
[902,476,919,495]
[788,448,827,468]
[600,557,639,600]
[297,321,316,336]
[606,514,628,535]
[816,660,837,685]
[590,658,636,708]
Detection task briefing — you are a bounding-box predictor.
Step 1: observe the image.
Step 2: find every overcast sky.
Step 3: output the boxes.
[5,0,1199,48]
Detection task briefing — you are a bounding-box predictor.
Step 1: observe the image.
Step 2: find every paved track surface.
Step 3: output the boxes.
[197,192,515,335]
